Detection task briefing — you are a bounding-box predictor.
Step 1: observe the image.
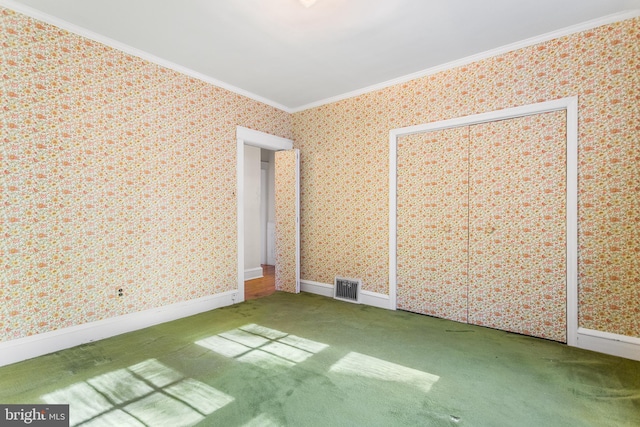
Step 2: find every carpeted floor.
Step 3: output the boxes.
[1,292,639,426]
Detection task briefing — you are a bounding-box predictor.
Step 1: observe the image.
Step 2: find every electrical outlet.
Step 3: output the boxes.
[117,287,124,297]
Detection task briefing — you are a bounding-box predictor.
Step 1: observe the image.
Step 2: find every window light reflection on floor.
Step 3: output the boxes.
[329,352,440,393]
[195,323,329,368]
[242,412,282,427]
[41,358,234,426]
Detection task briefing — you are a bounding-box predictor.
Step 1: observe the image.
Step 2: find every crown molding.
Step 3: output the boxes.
[0,0,293,113]
[291,9,640,113]
[2,1,638,120]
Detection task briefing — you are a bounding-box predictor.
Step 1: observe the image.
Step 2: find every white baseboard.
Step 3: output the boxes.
[300,280,391,310]
[360,290,391,309]
[300,280,334,297]
[0,290,238,367]
[576,327,640,361]
[244,267,263,281]
[300,280,640,361]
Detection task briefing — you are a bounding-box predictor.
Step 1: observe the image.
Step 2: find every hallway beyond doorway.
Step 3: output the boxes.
[244,264,275,300]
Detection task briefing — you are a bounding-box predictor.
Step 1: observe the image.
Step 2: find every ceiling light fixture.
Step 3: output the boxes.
[299,0,317,8]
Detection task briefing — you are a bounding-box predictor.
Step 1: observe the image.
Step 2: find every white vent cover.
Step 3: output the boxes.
[334,277,361,303]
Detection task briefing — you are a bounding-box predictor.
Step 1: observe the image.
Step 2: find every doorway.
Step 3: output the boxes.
[236,126,299,303]
[244,146,276,300]
[245,264,276,300]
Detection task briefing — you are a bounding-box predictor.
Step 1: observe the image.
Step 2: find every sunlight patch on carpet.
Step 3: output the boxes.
[240,324,288,340]
[196,324,329,368]
[242,413,282,427]
[123,392,204,426]
[329,352,440,393]
[279,334,329,353]
[80,409,144,427]
[128,359,183,387]
[237,349,296,368]
[196,335,252,358]
[219,329,270,348]
[261,341,313,363]
[41,359,233,426]
[87,369,154,404]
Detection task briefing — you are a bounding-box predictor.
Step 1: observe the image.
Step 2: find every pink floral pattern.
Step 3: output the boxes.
[294,17,640,339]
[0,7,291,340]
[275,150,299,293]
[468,111,567,342]
[397,127,469,323]
[1,5,639,343]
[397,112,567,342]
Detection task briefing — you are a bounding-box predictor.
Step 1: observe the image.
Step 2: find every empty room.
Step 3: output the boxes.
[1,0,639,426]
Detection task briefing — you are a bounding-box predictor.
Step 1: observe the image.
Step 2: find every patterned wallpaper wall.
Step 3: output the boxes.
[1,6,638,344]
[0,8,291,341]
[293,17,640,338]
[274,150,299,294]
[397,111,568,342]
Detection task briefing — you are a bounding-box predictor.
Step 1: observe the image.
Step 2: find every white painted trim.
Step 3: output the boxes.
[0,0,292,113]
[237,127,294,301]
[0,291,237,367]
[565,97,579,346]
[237,137,246,303]
[237,127,293,151]
[576,328,640,361]
[301,280,390,310]
[389,97,579,346]
[389,127,398,312]
[300,280,334,298]
[360,290,391,310]
[294,149,301,293]
[244,267,264,281]
[292,10,640,112]
[2,0,635,114]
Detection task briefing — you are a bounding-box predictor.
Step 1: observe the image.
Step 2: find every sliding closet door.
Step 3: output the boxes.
[397,127,469,322]
[274,149,300,293]
[468,111,567,342]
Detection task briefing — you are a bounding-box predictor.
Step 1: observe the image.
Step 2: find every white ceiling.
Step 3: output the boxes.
[5,0,640,111]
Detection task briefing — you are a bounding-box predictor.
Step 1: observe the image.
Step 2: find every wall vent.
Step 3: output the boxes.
[334,277,361,304]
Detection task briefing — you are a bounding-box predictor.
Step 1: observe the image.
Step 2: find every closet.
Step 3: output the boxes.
[396,110,567,342]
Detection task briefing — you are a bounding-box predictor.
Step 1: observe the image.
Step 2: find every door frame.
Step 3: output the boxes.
[237,126,293,302]
[388,97,578,346]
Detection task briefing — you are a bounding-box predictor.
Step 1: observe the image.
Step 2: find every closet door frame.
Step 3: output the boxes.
[388,97,578,346]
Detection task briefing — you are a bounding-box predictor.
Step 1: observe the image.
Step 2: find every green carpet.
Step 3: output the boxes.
[1,292,639,426]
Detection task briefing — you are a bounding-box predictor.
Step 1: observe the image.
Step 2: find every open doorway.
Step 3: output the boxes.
[244,147,276,300]
[236,126,298,303]
[245,264,275,300]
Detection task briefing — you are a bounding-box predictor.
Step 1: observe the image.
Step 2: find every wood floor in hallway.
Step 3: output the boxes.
[244,264,275,300]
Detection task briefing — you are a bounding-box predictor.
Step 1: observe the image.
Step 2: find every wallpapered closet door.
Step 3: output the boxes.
[397,127,469,322]
[468,111,567,342]
[275,149,300,293]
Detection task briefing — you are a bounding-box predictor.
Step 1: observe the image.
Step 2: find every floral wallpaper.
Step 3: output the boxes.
[397,127,469,324]
[1,5,638,344]
[293,17,640,338]
[0,7,291,341]
[275,149,298,293]
[468,111,567,342]
[396,112,567,342]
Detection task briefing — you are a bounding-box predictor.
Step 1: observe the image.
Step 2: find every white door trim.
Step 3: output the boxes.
[237,127,293,302]
[389,97,578,346]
